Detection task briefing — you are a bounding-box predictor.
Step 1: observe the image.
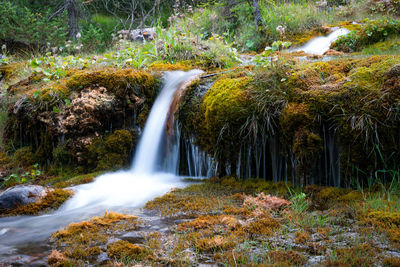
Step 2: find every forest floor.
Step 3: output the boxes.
[44,177,400,266]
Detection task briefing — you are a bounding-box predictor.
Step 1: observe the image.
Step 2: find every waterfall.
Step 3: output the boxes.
[291,28,350,55]
[132,70,203,174]
[0,70,205,256]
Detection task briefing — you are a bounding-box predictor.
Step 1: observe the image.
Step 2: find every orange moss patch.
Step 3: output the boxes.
[245,216,281,237]
[107,240,152,261]
[383,256,400,267]
[323,243,379,266]
[51,211,139,264]
[295,231,311,244]
[367,211,400,227]
[177,215,240,232]
[267,250,307,266]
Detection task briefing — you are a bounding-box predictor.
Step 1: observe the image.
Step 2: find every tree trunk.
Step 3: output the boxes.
[252,0,262,29]
[66,0,79,39]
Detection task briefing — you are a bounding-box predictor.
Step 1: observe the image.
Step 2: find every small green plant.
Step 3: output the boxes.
[288,187,309,214]
[2,163,42,188]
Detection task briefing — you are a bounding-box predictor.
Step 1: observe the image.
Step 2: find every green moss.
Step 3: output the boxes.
[86,129,133,171]
[12,147,34,168]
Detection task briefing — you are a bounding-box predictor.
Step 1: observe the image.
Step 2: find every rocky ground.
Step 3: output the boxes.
[34,177,400,267]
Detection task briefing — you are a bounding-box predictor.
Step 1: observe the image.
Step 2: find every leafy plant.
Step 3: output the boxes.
[2,163,42,188]
[288,187,309,214]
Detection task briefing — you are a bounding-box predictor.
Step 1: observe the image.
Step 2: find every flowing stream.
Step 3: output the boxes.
[0,70,203,265]
[291,28,350,55]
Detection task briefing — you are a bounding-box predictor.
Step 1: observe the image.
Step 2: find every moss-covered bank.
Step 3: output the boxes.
[177,56,400,186]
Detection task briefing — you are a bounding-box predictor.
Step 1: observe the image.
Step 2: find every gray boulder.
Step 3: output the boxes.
[0,185,49,211]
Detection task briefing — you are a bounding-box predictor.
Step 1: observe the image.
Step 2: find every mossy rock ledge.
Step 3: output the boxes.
[3,68,160,172]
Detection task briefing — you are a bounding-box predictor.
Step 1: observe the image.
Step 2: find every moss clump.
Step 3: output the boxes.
[86,129,133,171]
[280,103,313,135]
[11,147,34,168]
[148,61,194,71]
[383,256,400,267]
[323,243,379,266]
[50,172,102,188]
[367,211,400,227]
[2,188,73,216]
[202,76,250,132]
[65,68,155,99]
[51,212,139,264]
[107,240,152,261]
[267,250,307,266]
[0,151,11,166]
[245,216,281,237]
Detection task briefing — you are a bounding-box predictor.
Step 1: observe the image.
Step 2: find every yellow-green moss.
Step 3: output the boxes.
[202,76,250,129]
[50,172,102,188]
[280,103,312,134]
[65,68,155,98]
[148,61,194,71]
[51,211,139,264]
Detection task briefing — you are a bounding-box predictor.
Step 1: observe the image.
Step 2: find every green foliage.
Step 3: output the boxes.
[0,1,68,50]
[288,188,310,214]
[333,18,400,52]
[81,24,106,52]
[178,2,331,51]
[2,163,41,188]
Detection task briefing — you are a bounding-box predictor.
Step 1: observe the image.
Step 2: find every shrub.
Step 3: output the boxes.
[332,18,400,52]
[0,1,67,51]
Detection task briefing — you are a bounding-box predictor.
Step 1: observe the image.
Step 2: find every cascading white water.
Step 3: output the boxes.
[0,70,203,264]
[292,28,350,55]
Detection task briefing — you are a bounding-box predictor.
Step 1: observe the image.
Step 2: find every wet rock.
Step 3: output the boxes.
[121,231,145,243]
[97,251,109,264]
[0,185,50,211]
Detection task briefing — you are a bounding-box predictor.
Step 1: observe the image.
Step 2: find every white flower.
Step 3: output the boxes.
[276,25,286,36]
[1,44,6,51]
[76,32,81,39]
